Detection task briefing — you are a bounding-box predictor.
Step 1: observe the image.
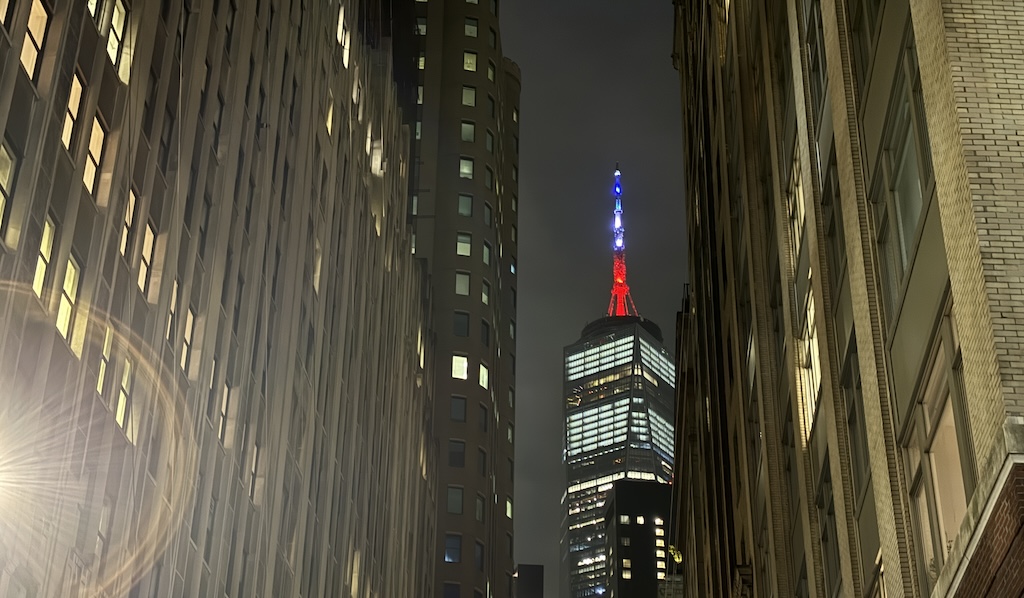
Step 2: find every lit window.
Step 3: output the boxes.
[655,527,664,536]
[96,325,112,394]
[482,242,491,266]
[416,85,423,105]
[485,130,494,153]
[326,89,334,133]
[457,233,472,256]
[465,17,478,37]
[462,86,476,107]
[636,516,645,525]
[656,549,665,558]
[460,157,474,179]
[115,357,133,430]
[623,558,632,568]
[505,497,512,519]
[138,223,156,292]
[622,571,632,580]
[218,384,230,443]
[479,364,489,389]
[510,257,516,275]
[455,272,470,296]
[120,190,136,256]
[415,17,427,35]
[107,0,130,77]
[444,534,462,562]
[56,257,79,339]
[621,537,631,546]
[487,61,495,82]
[418,52,425,70]
[84,117,106,194]
[458,194,473,216]
[166,278,178,339]
[461,121,475,142]
[87,0,99,20]
[507,423,513,443]
[415,121,421,140]
[0,142,16,224]
[619,515,629,524]
[32,217,55,297]
[20,0,49,80]
[313,239,322,293]
[657,560,666,569]
[513,107,519,122]
[181,307,195,370]
[336,4,352,67]
[481,280,490,305]
[62,74,85,149]
[658,572,666,580]
[452,355,469,379]
[463,51,477,72]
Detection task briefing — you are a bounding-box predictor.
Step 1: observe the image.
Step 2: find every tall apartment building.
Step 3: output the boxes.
[672,0,1024,596]
[410,2,521,597]
[0,0,436,596]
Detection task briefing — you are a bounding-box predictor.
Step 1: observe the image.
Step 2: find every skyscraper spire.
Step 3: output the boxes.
[608,164,639,317]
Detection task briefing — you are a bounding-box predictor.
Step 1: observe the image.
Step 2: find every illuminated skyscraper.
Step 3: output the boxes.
[561,169,676,598]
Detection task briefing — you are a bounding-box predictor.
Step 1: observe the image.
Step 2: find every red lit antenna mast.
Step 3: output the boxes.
[607,164,639,317]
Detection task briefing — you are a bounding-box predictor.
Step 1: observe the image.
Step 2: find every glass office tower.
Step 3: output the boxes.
[562,315,676,597]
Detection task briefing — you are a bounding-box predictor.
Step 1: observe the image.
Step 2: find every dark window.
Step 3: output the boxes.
[443,583,460,598]
[474,541,484,571]
[448,440,465,467]
[447,486,463,514]
[454,312,469,337]
[451,397,467,422]
[444,535,462,563]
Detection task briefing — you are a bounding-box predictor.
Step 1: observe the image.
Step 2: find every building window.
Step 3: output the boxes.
[448,441,465,468]
[451,396,467,422]
[462,86,476,107]
[20,0,49,80]
[512,107,518,122]
[821,153,847,293]
[479,404,488,433]
[138,223,156,292]
[488,28,496,48]
[475,494,484,521]
[458,193,473,216]
[487,95,496,118]
[818,457,841,596]
[416,85,423,105]
[799,278,822,434]
[844,345,870,500]
[63,73,85,150]
[417,51,425,70]
[461,120,475,142]
[482,242,491,266]
[454,311,469,337]
[483,202,492,227]
[872,32,933,320]
[84,117,107,194]
[447,486,464,514]
[460,157,474,179]
[505,497,512,519]
[487,61,495,82]
[478,448,486,477]
[847,0,883,91]
[444,534,462,563]
[32,217,55,297]
[804,0,827,116]
[457,232,472,256]
[474,541,484,571]
[0,141,16,227]
[55,256,81,340]
[96,325,113,394]
[478,363,489,389]
[452,355,469,379]
[509,320,516,340]
[106,0,129,72]
[455,272,470,296]
[119,190,137,257]
[415,16,427,35]
[465,17,478,37]
[463,51,477,72]
[484,167,494,190]
[181,307,195,371]
[481,280,490,305]
[480,320,490,347]
[218,384,230,443]
[908,319,971,591]
[485,130,494,153]
[115,357,134,431]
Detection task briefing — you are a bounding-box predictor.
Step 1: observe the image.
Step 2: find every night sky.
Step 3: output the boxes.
[501,3,689,595]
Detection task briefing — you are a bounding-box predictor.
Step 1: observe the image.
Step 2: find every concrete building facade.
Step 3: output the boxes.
[562,316,676,597]
[410,1,521,597]
[0,0,436,596]
[672,0,1024,596]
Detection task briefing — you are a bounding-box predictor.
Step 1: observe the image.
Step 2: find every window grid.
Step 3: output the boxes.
[56,257,80,339]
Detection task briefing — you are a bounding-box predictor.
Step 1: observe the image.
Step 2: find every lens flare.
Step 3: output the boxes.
[0,281,198,596]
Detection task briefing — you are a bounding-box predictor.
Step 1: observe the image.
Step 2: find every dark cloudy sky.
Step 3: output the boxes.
[502,3,688,595]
